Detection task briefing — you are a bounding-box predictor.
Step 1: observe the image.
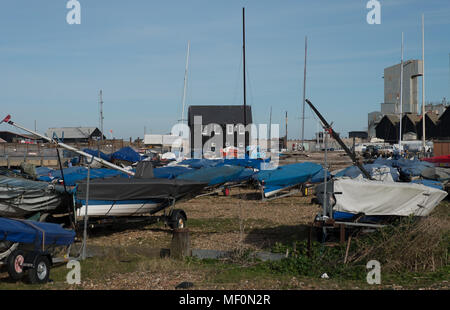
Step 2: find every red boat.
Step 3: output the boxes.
[422,155,450,167]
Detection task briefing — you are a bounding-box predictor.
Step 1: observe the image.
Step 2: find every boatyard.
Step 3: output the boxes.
[0,0,449,296]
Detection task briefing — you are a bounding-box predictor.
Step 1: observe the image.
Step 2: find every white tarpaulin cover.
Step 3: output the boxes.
[333,177,448,217]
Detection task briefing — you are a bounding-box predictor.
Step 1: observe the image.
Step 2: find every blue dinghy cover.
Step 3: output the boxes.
[153,166,193,179]
[255,162,323,194]
[176,165,245,186]
[373,158,434,177]
[111,147,143,163]
[0,217,75,246]
[36,167,128,187]
[82,148,112,161]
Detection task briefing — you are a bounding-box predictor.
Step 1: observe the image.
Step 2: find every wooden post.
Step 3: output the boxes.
[339,224,345,244]
[170,228,191,260]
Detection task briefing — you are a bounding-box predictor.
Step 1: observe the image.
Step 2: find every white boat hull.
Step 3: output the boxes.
[76,200,163,218]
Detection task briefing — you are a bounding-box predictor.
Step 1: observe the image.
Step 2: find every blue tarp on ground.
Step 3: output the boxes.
[0,217,75,246]
[254,162,323,195]
[176,165,245,186]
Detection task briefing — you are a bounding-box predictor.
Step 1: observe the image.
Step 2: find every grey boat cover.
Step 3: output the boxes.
[332,177,448,217]
[76,178,208,201]
[0,175,65,217]
[420,167,450,182]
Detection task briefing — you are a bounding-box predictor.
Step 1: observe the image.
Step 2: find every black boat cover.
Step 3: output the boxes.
[76,178,208,201]
[0,175,65,217]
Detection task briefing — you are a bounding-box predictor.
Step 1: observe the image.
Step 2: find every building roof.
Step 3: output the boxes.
[384,114,399,125]
[188,105,253,127]
[426,112,439,124]
[403,113,421,124]
[46,127,101,139]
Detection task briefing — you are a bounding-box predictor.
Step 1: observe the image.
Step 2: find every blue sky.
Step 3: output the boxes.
[0,0,449,140]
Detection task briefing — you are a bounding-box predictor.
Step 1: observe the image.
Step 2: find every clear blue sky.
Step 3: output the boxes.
[0,0,449,140]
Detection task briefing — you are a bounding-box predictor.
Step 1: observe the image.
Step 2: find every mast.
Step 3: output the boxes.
[269,106,272,149]
[285,111,288,149]
[399,32,404,152]
[242,7,247,153]
[421,14,426,152]
[301,36,307,151]
[181,41,190,124]
[99,90,104,143]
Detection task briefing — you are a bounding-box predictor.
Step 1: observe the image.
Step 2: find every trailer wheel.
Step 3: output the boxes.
[169,209,187,229]
[7,249,26,281]
[28,255,51,284]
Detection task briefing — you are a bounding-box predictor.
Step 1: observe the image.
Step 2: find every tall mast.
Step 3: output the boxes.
[399,33,404,151]
[421,14,426,152]
[242,7,247,152]
[301,36,307,151]
[269,106,272,149]
[99,90,104,143]
[181,41,190,124]
[285,111,288,149]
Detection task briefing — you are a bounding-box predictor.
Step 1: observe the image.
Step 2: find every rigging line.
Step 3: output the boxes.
[232,49,243,106]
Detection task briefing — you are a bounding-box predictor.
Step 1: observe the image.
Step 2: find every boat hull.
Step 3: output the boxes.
[76,199,164,218]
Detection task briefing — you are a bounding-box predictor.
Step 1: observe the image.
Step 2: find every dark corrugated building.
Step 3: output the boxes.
[375,114,399,142]
[436,106,450,139]
[401,113,421,136]
[416,112,439,140]
[0,131,40,143]
[188,105,252,157]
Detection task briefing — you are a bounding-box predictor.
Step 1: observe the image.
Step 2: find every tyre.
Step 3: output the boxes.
[168,209,187,229]
[27,255,51,284]
[6,249,26,281]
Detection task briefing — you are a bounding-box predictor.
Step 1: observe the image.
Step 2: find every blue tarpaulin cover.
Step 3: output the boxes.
[153,166,193,179]
[334,164,400,181]
[110,147,143,163]
[176,165,245,186]
[36,167,128,186]
[410,179,444,190]
[178,158,268,170]
[82,148,112,161]
[374,158,434,177]
[0,217,75,246]
[254,162,323,195]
